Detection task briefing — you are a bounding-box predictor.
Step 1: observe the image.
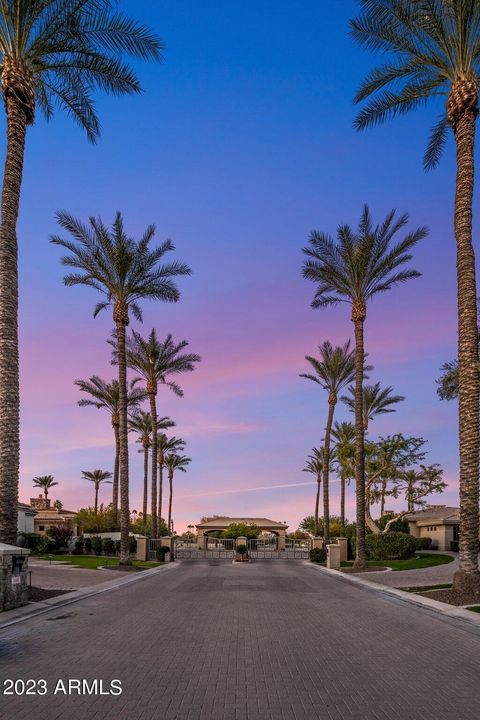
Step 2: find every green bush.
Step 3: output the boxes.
[84,537,92,554]
[450,540,459,552]
[19,532,48,554]
[366,532,417,560]
[91,536,103,556]
[309,547,327,563]
[415,537,433,551]
[72,537,84,555]
[375,514,410,533]
[47,523,73,551]
[236,544,248,555]
[115,540,121,555]
[155,546,170,561]
[102,538,116,555]
[129,536,137,554]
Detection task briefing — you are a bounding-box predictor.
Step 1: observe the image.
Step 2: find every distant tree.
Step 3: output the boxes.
[53,500,63,511]
[222,522,261,539]
[300,515,347,538]
[331,421,355,530]
[75,504,119,534]
[436,360,459,401]
[81,469,112,514]
[32,475,58,501]
[341,382,405,432]
[164,453,191,534]
[47,523,73,551]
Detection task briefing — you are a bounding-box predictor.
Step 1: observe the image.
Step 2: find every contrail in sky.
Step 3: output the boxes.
[177,477,341,499]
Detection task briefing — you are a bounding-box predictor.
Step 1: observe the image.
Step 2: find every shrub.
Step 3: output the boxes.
[129,536,137,555]
[47,523,73,551]
[84,537,92,554]
[75,504,119,534]
[102,538,116,556]
[375,514,410,533]
[115,540,121,555]
[91,536,103,556]
[451,540,459,552]
[72,537,84,555]
[18,532,47,554]
[415,537,432,551]
[236,544,248,555]
[366,532,417,560]
[155,546,170,561]
[309,547,327,563]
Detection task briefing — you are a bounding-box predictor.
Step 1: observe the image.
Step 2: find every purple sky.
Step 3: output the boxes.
[8,1,474,531]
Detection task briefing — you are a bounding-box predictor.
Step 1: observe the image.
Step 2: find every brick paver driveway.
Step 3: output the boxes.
[1,560,479,720]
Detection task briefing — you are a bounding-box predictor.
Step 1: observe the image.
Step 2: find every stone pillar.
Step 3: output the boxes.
[0,543,30,612]
[277,530,286,551]
[336,537,348,562]
[326,544,341,570]
[197,528,205,550]
[136,536,148,562]
[161,536,175,561]
[312,537,323,549]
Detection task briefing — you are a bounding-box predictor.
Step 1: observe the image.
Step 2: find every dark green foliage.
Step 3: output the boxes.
[415,537,433,551]
[129,536,137,555]
[72,537,85,555]
[18,532,46,554]
[223,523,260,539]
[366,532,417,561]
[155,546,170,561]
[115,540,121,554]
[47,523,73,550]
[236,544,248,556]
[376,515,409,533]
[75,505,120,534]
[451,540,459,552]
[102,538,116,555]
[309,547,327,563]
[91,536,103,556]
[84,537,92,554]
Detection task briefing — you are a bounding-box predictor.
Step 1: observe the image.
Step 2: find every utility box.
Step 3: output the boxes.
[0,542,30,611]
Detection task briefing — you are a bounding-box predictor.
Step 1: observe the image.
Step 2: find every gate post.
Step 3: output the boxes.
[336,537,348,562]
[312,537,323,550]
[326,544,341,569]
[161,536,175,562]
[278,530,286,551]
[136,536,148,562]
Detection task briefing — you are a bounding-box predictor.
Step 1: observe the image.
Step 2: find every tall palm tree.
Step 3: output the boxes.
[341,382,405,432]
[81,469,112,514]
[75,375,145,525]
[165,452,190,534]
[350,0,480,593]
[158,434,186,530]
[300,340,356,543]
[302,205,425,567]
[331,421,355,531]
[51,213,190,564]
[302,448,324,537]
[129,411,175,534]
[32,475,58,502]
[0,0,163,545]
[124,330,200,538]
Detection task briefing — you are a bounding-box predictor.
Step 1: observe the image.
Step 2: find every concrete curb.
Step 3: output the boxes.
[305,561,480,629]
[0,561,180,630]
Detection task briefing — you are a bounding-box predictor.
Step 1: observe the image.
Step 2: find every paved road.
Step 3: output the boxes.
[362,552,459,589]
[1,560,480,720]
[29,559,115,590]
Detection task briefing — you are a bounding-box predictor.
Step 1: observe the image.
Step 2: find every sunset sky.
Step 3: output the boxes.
[11,0,472,532]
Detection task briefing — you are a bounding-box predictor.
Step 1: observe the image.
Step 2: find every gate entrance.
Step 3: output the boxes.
[247,537,310,559]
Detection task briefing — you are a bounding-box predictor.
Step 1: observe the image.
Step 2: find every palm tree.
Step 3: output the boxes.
[350,0,480,594]
[302,448,324,537]
[75,375,145,525]
[165,453,191,534]
[124,330,200,538]
[300,341,356,543]
[32,475,58,502]
[341,382,405,432]
[51,213,190,564]
[158,434,186,530]
[129,411,175,534]
[81,470,112,514]
[331,421,355,531]
[0,1,163,545]
[302,205,425,567]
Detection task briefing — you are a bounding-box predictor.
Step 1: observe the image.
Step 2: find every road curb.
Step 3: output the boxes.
[305,561,480,629]
[0,561,180,630]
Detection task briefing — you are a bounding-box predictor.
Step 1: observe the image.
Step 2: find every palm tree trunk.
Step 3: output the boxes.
[149,392,158,539]
[352,307,366,569]
[94,484,98,514]
[158,456,163,530]
[340,475,346,531]
[168,470,173,534]
[112,419,120,526]
[0,95,27,545]
[115,316,130,565]
[322,397,336,544]
[314,475,321,537]
[452,107,480,593]
[142,444,148,534]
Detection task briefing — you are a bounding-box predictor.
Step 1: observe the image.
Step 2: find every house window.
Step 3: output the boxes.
[39,525,45,531]
[453,526,459,542]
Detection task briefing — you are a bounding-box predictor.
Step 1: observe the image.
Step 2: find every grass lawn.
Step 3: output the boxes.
[467,606,480,613]
[36,554,162,570]
[340,554,454,571]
